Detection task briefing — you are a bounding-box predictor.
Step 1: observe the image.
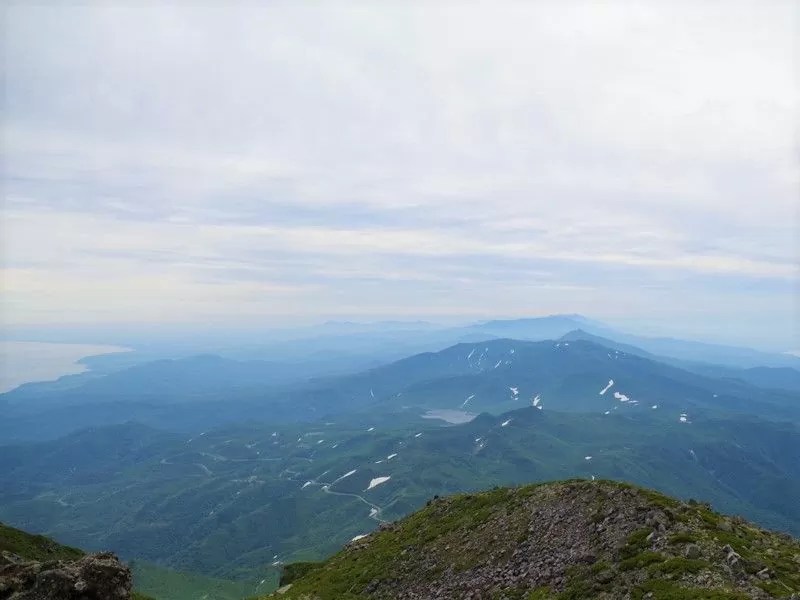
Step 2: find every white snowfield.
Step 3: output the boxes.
[366,476,391,490]
[501,419,512,427]
[613,392,630,402]
[332,469,357,483]
[599,379,614,395]
[351,534,368,542]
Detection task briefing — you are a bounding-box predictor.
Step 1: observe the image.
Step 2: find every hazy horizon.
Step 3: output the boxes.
[1,312,798,355]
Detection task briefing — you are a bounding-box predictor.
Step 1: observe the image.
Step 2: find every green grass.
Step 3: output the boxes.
[668,532,698,544]
[279,562,322,586]
[1,522,160,600]
[648,557,709,575]
[619,551,664,571]
[0,521,84,562]
[264,480,800,600]
[132,561,264,600]
[632,579,750,599]
[2,402,798,586]
[618,528,653,560]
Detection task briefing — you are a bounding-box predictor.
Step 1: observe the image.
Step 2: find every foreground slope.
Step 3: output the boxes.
[270,480,800,600]
[0,516,258,600]
[0,522,84,563]
[0,521,152,600]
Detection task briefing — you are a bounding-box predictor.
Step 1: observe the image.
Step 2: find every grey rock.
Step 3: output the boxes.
[596,569,614,584]
[0,552,131,600]
[684,544,702,559]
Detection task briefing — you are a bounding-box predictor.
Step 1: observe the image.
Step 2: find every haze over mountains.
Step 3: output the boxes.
[3,315,799,440]
[1,315,799,599]
[3,2,797,597]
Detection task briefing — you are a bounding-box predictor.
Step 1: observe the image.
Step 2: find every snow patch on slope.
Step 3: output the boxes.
[332,469,357,483]
[366,476,391,490]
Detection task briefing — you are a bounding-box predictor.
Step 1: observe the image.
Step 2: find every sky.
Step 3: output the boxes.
[1,1,798,350]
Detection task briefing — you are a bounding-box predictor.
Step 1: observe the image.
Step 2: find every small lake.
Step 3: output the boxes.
[0,341,130,393]
[421,409,477,424]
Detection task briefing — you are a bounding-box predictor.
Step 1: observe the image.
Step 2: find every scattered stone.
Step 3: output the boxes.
[270,481,800,600]
[684,543,702,559]
[0,552,132,600]
[596,569,614,584]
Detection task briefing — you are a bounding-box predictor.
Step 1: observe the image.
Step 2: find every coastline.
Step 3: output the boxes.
[0,341,131,394]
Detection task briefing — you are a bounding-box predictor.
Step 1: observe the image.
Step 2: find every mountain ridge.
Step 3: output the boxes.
[267,479,800,599]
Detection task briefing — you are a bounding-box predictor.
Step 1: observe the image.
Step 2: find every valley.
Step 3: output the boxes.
[1,322,799,599]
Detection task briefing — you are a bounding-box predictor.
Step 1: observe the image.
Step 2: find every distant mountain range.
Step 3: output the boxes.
[9,314,798,380]
[464,316,800,369]
[1,322,799,599]
[5,329,799,437]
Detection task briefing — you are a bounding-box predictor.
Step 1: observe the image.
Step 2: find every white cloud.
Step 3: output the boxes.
[1,1,797,346]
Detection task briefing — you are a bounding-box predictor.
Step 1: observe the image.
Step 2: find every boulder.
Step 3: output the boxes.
[0,552,132,600]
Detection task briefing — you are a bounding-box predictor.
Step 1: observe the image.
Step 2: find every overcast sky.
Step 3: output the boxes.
[2,1,798,349]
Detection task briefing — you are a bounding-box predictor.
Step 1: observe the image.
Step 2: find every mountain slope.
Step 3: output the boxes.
[467,315,595,341]
[0,521,84,563]
[2,403,797,584]
[268,480,800,600]
[455,315,800,369]
[2,355,298,407]
[0,521,153,600]
[0,520,253,600]
[561,329,800,393]
[576,327,800,370]
[5,334,798,443]
[322,338,800,422]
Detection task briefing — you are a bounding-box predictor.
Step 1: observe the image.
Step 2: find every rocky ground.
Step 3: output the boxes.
[268,479,800,599]
[0,551,133,600]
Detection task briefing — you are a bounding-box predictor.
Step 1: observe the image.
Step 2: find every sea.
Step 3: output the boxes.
[0,340,130,393]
